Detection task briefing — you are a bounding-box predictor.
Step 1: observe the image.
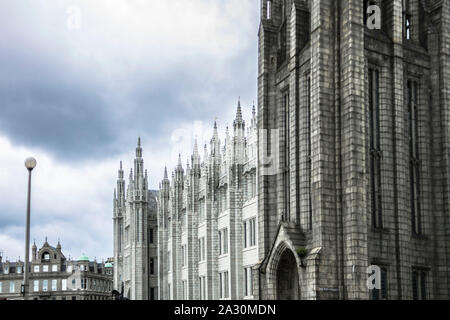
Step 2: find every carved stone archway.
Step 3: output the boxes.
[276,249,299,300]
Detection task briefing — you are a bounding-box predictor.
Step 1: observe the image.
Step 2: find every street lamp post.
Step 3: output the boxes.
[23,157,36,300]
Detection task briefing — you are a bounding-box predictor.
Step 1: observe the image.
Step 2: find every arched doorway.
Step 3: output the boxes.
[276,249,299,300]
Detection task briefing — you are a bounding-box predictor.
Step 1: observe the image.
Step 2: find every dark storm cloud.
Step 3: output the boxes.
[0,0,259,259]
[0,0,259,164]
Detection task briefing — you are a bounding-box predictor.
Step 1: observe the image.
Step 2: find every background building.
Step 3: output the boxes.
[113,139,159,300]
[256,0,450,300]
[158,101,259,300]
[0,240,113,300]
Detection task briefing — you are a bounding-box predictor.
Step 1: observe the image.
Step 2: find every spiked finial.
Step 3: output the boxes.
[235,97,243,124]
[164,166,168,179]
[120,161,123,170]
[138,137,141,147]
[178,153,182,167]
[193,139,199,156]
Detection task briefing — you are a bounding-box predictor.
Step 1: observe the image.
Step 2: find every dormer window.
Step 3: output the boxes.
[42,253,50,261]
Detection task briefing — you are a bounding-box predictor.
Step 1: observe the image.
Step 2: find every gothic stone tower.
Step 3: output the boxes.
[257,0,450,300]
[113,138,159,300]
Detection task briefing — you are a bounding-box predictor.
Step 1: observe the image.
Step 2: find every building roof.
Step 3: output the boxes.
[78,254,89,261]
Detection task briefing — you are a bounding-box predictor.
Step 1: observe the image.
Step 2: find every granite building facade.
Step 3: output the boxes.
[0,240,113,300]
[256,0,450,300]
[158,101,259,300]
[113,139,159,300]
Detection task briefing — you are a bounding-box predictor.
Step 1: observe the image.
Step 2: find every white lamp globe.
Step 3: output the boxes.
[25,157,37,170]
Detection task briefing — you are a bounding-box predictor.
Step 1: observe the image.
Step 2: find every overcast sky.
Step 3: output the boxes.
[0,0,259,262]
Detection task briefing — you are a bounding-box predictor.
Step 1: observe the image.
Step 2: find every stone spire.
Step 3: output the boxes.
[234,98,245,129]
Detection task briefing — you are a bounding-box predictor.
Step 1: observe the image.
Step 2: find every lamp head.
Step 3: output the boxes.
[25,157,37,171]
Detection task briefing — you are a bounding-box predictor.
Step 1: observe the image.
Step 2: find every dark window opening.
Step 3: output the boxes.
[307,77,312,231]
[369,68,383,229]
[412,270,427,300]
[371,267,388,300]
[283,91,290,222]
[408,80,421,235]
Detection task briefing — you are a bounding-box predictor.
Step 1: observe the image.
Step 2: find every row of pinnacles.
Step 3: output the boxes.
[113,138,158,300]
[158,100,259,300]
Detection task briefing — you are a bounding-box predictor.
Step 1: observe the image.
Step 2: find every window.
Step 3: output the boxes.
[283,91,290,221]
[182,245,187,267]
[67,265,73,273]
[266,0,272,20]
[61,279,67,291]
[199,237,206,262]
[52,264,58,272]
[3,266,8,274]
[149,228,154,244]
[42,280,48,292]
[307,76,312,230]
[405,15,411,40]
[9,281,14,293]
[0,282,2,293]
[150,287,156,300]
[182,280,188,299]
[81,279,87,289]
[43,253,50,260]
[371,267,388,300]
[404,0,412,40]
[16,266,22,274]
[412,270,427,300]
[244,218,257,248]
[52,279,57,291]
[33,280,39,292]
[33,265,39,273]
[199,199,205,222]
[72,296,76,300]
[199,276,206,300]
[408,80,421,235]
[150,258,155,274]
[219,271,229,299]
[369,68,383,229]
[43,265,49,272]
[168,251,171,271]
[244,267,253,297]
[219,229,228,255]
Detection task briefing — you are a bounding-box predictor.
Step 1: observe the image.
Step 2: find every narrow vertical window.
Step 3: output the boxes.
[266,1,272,20]
[149,228,154,244]
[412,270,427,300]
[404,0,412,40]
[371,267,388,300]
[283,91,291,221]
[150,258,155,274]
[408,80,421,235]
[369,68,383,228]
[307,76,312,230]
